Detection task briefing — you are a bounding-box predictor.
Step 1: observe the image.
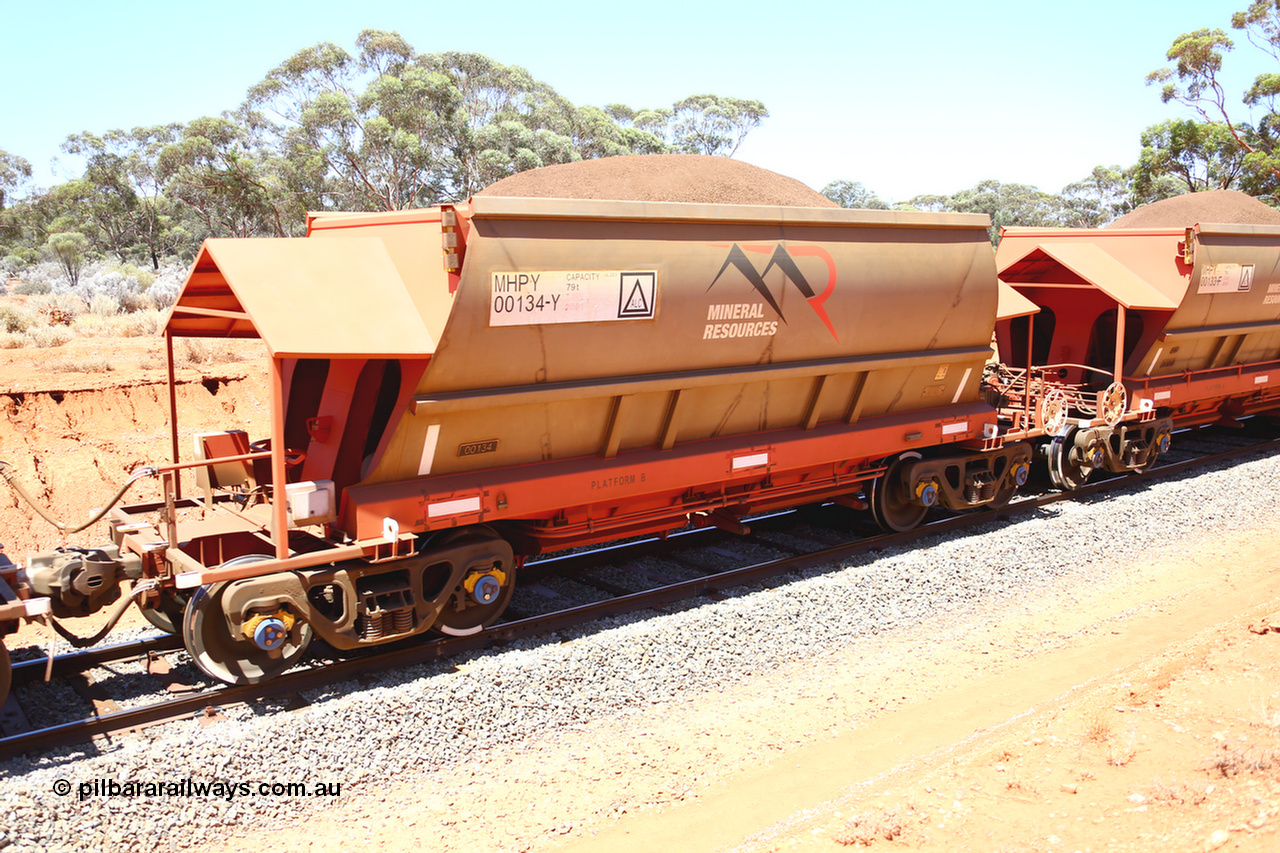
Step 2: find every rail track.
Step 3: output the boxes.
[2,423,1277,761]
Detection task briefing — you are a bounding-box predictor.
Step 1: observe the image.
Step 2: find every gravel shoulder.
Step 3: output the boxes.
[579,523,1280,852]
[4,453,1280,852]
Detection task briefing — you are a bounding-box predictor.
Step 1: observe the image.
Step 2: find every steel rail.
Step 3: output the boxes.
[10,636,184,689]
[4,522,747,692]
[4,433,1278,760]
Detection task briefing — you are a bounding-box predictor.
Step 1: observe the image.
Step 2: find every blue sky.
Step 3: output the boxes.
[0,0,1269,203]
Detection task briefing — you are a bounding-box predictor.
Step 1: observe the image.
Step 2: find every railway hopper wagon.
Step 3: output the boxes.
[991,223,1280,488]
[5,198,1033,689]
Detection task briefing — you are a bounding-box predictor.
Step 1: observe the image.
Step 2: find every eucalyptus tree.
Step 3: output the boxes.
[419,49,587,196]
[43,231,90,286]
[156,116,297,239]
[1130,119,1252,200]
[1148,1,1280,198]
[906,180,1066,244]
[0,149,31,210]
[1058,166,1136,228]
[668,95,768,157]
[0,149,33,256]
[245,32,638,207]
[820,180,889,209]
[63,125,192,268]
[247,32,766,209]
[246,32,460,209]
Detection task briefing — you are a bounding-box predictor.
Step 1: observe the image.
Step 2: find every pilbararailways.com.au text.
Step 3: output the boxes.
[54,777,343,802]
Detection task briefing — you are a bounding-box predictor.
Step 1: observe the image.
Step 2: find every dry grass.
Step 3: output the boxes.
[179,339,246,366]
[834,806,915,847]
[0,295,168,347]
[1208,744,1279,777]
[1083,710,1113,744]
[1145,782,1209,806]
[49,359,113,374]
[26,326,74,348]
[73,310,166,338]
[0,304,34,333]
[1107,727,1138,766]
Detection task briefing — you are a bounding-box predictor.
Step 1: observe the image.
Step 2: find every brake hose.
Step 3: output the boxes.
[0,460,157,534]
[48,580,159,648]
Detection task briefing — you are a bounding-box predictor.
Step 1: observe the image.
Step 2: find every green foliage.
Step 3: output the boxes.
[43,232,90,286]
[1148,3,1280,200]
[157,115,298,239]
[63,126,191,268]
[111,262,154,290]
[1059,165,1137,227]
[821,180,889,209]
[1132,119,1253,198]
[244,34,701,206]
[906,180,1068,244]
[896,170,1140,240]
[13,279,50,296]
[1,253,31,276]
[0,149,32,210]
[668,95,768,157]
[0,150,34,251]
[4,34,771,265]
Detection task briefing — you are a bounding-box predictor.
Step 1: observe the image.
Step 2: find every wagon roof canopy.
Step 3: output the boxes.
[166,238,436,359]
[995,281,1040,320]
[998,241,1179,311]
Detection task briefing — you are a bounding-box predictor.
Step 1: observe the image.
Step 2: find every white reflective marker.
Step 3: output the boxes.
[418,424,441,476]
[951,367,973,404]
[732,452,770,470]
[428,496,482,518]
[175,571,204,590]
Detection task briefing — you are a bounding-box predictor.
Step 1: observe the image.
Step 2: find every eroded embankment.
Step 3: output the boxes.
[0,368,270,557]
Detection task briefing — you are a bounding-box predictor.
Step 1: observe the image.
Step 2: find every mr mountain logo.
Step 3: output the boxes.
[704,243,839,342]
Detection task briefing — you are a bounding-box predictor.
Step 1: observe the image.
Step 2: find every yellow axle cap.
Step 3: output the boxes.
[241,609,297,641]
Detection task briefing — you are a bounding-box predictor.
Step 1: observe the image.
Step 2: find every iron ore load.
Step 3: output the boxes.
[3,162,1280,700]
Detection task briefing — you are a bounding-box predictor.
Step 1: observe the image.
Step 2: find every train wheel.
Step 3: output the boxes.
[870,453,928,533]
[182,557,312,685]
[0,640,10,708]
[1049,434,1092,491]
[140,590,190,635]
[432,529,517,637]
